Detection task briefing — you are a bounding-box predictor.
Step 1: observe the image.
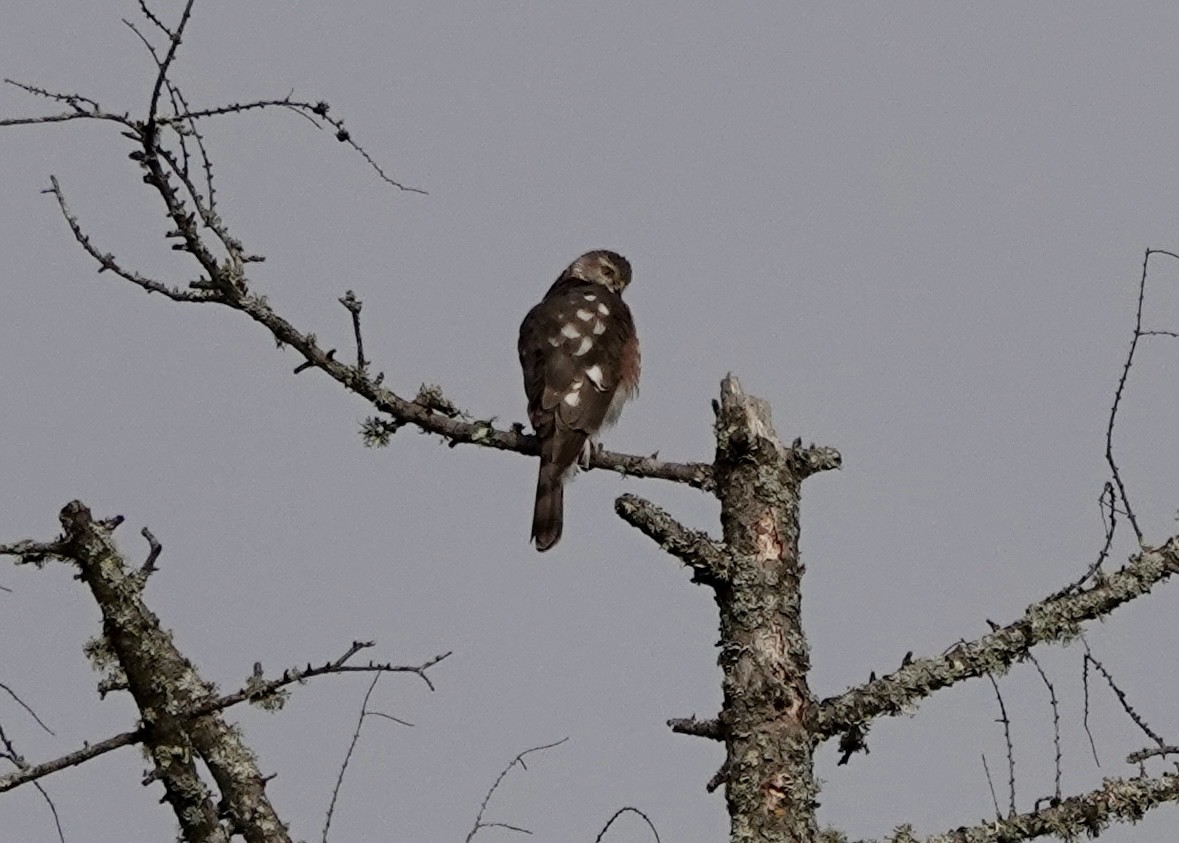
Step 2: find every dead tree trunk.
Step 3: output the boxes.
[713,377,824,842]
[620,375,841,842]
[58,502,292,843]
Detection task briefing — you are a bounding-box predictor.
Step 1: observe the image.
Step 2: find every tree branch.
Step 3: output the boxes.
[667,716,724,741]
[195,645,452,718]
[57,500,235,842]
[465,739,569,843]
[0,729,142,794]
[855,771,1179,843]
[614,494,730,582]
[0,641,448,795]
[817,536,1179,739]
[7,39,715,493]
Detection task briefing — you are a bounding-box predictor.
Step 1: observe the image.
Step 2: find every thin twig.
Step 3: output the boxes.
[465,739,569,843]
[0,729,141,793]
[196,646,450,719]
[146,0,195,126]
[0,722,23,768]
[43,176,207,302]
[594,807,662,843]
[166,96,426,193]
[1083,640,1167,750]
[1104,248,1179,544]
[33,782,65,843]
[1027,653,1062,803]
[1082,650,1100,767]
[986,674,1016,817]
[2,79,103,112]
[322,673,382,843]
[137,0,175,38]
[0,682,54,736]
[1054,483,1118,598]
[166,82,216,211]
[363,710,414,728]
[0,79,120,129]
[981,753,1002,820]
[122,19,163,74]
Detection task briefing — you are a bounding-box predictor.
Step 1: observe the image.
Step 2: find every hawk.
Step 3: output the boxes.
[518,250,640,551]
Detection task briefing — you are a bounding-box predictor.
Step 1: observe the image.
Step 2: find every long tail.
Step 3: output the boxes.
[531,462,565,551]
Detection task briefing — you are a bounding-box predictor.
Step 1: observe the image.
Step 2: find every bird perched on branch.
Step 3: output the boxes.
[518,250,640,551]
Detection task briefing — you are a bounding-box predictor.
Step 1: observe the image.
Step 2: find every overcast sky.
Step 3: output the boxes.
[3,3,1179,842]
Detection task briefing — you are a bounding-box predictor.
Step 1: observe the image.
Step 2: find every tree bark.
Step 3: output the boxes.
[713,376,819,843]
[59,501,290,843]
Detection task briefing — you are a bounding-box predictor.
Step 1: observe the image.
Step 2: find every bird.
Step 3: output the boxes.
[518,250,640,551]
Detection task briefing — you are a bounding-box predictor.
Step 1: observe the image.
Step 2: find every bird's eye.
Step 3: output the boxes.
[602,265,616,277]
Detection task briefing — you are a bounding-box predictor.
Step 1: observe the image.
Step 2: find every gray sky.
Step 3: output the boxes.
[3,3,1179,841]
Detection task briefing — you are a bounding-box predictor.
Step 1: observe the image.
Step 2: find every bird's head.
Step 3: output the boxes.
[566,250,632,294]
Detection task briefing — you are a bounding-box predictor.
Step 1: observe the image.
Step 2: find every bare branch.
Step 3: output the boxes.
[122,18,163,69]
[32,782,66,843]
[1081,652,1101,767]
[192,644,450,719]
[0,538,66,567]
[0,109,122,128]
[220,287,716,486]
[146,0,196,126]
[167,82,217,211]
[594,807,662,843]
[137,1,175,38]
[465,739,569,843]
[1083,640,1168,752]
[53,500,267,841]
[44,169,712,488]
[855,771,1179,843]
[0,729,142,793]
[0,722,22,767]
[980,754,1001,820]
[42,177,208,301]
[150,92,424,191]
[816,536,1179,738]
[1026,653,1062,804]
[786,438,843,478]
[614,494,730,581]
[0,640,444,796]
[165,96,426,194]
[0,711,61,843]
[1103,248,1179,544]
[1127,745,1179,765]
[322,673,383,843]
[985,674,1016,817]
[139,527,162,574]
[667,716,724,741]
[363,710,414,728]
[7,35,711,493]
[0,682,54,737]
[338,291,368,371]
[0,79,129,130]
